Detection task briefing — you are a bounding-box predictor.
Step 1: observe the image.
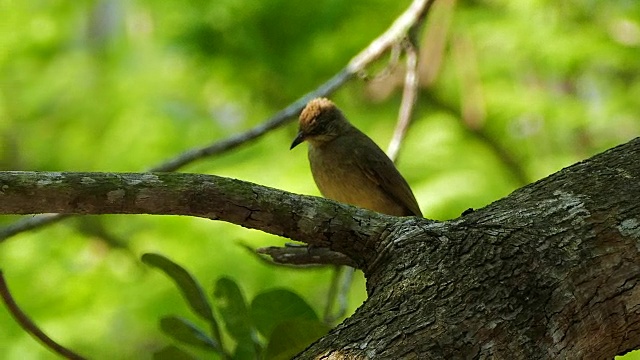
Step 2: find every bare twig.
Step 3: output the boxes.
[323,265,345,323]
[417,90,529,185]
[0,214,69,242]
[387,36,421,162]
[335,267,354,320]
[367,42,403,83]
[0,0,437,243]
[348,0,435,72]
[257,246,358,268]
[148,70,350,173]
[0,270,87,360]
[239,242,327,268]
[146,0,435,174]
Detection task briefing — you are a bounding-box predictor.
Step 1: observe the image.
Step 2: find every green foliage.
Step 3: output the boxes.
[143,253,328,359]
[251,289,320,338]
[0,0,638,358]
[153,345,198,360]
[212,277,260,358]
[159,316,220,351]
[142,253,216,323]
[264,320,332,360]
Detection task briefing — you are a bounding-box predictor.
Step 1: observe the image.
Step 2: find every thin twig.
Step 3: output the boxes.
[256,246,358,268]
[419,91,529,185]
[0,0,437,243]
[469,129,529,185]
[323,266,344,324]
[324,266,356,324]
[148,69,350,173]
[335,267,354,320]
[0,214,69,242]
[238,242,326,269]
[154,0,435,173]
[387,36,421,162]
[348,0,435,72]
[0,270,87,360]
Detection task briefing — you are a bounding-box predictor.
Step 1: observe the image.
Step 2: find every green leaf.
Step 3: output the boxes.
[212,277,254,341]
[264,319,331,360]
[142,253,214,322]
[233,341,261,360]
[153,345,197,360]
[213,277,262,358]
[159,316,219,351]
[250,289,319,338]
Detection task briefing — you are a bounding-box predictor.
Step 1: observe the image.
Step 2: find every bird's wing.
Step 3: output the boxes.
[355,138,423,217]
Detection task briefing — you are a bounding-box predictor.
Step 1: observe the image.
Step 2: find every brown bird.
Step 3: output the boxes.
[290,98,422,217]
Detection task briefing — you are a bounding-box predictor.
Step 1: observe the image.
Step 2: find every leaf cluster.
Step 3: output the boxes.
[142,253,330,360]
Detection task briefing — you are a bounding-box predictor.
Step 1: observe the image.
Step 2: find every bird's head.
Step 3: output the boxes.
[290,98,351,149]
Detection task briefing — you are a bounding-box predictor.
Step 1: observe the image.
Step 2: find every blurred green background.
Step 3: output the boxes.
[0,0,639,358]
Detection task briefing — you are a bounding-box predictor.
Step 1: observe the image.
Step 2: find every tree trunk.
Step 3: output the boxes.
[297,137,640,359]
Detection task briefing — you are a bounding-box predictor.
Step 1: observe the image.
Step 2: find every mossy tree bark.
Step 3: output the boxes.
[0,137,639,359]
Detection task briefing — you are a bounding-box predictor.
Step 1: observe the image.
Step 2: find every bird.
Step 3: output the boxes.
[290,98,422,217]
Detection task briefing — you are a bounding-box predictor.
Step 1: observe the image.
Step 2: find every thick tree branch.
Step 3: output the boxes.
[0,139,638,358]
[0,171,407,269]
[0,0,436,243]
[298,137,640,358]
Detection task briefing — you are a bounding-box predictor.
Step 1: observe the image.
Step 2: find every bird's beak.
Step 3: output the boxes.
[290,131,305,150]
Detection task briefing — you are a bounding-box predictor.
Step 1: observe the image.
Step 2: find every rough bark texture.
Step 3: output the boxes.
[0,138,639,359]
[298,137,640,359]
[0,171,393,268]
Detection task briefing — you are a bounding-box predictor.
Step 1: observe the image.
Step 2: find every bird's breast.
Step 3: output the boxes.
[307,142,407,216]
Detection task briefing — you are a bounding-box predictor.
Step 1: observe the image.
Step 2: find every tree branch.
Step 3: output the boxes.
[257,246,357,268]
[347,0,435,72]
[0,139,638,358]
[387,36,421,162]
[0,171,402,268]
[0,0,437,243]
[0,271,86,360]
[0,213,69,241]
[296,138,640,359]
